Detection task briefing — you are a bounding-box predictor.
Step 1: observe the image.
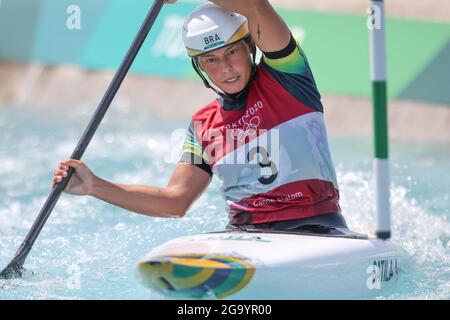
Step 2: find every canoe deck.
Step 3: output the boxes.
[137,230,403,299]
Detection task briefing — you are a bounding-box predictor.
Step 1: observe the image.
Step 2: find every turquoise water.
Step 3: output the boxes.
[0,104,449,300]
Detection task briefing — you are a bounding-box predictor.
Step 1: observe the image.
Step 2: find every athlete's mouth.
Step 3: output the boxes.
[223,76,240,84]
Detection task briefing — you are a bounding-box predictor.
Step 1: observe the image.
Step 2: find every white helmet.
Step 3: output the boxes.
[182,2,250,57]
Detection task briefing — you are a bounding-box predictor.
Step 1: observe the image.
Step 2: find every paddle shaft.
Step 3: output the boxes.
[0,0,165,279]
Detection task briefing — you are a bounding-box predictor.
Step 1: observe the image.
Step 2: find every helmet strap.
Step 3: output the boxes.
[191,59,234,103]
[244,35,257,76]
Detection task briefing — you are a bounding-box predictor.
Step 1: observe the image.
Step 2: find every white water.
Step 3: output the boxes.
[0,105,449,299]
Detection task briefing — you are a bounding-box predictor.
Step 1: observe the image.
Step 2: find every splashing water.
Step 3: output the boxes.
[0,105,449,299]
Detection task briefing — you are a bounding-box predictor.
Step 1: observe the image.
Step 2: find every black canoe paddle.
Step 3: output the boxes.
[0,0,165,279]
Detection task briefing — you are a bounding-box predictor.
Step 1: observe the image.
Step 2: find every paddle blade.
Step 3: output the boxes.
[0,259,24,279]
[0,244,29,279]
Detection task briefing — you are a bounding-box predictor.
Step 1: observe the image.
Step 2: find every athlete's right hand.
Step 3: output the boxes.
[52,159,96,195]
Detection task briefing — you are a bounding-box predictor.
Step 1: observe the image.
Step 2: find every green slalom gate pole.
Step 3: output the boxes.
[369,0,391,240]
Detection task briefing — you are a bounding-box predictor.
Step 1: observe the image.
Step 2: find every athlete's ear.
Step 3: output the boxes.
[245,36,257,56]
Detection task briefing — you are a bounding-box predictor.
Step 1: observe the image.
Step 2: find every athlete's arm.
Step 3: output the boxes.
[94,163,211,217]
[203,0,291,53]
[53,160,211,218]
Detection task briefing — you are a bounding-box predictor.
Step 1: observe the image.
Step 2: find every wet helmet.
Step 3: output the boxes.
[182,2,250,57]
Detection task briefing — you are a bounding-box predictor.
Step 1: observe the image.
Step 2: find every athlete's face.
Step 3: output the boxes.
[197,40,252,94]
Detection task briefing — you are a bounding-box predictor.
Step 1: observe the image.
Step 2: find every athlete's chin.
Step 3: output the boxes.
[223,88,244,94]
[221,82,246,95]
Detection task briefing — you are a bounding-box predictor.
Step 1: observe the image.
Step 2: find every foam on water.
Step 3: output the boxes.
[0,106,449,299]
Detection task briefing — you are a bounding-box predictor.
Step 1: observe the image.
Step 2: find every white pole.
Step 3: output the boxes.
[368,0,391,239]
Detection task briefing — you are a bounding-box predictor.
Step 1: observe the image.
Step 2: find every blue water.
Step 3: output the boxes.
[0,104,449,299]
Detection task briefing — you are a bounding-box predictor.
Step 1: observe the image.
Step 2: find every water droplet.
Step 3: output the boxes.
[114,223,126,231]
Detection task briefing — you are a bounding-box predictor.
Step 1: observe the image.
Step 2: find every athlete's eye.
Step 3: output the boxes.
[228,49,238,55]
[206,57,216,64]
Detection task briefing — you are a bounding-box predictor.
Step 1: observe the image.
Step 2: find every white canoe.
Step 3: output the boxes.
[136,229,403,299]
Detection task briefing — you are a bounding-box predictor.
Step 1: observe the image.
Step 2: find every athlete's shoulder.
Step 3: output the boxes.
[192,99,221,121]
[256,35,324,113]
[261,35,307,75]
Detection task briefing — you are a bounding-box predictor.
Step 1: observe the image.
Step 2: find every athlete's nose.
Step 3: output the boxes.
[221,58,233,74]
